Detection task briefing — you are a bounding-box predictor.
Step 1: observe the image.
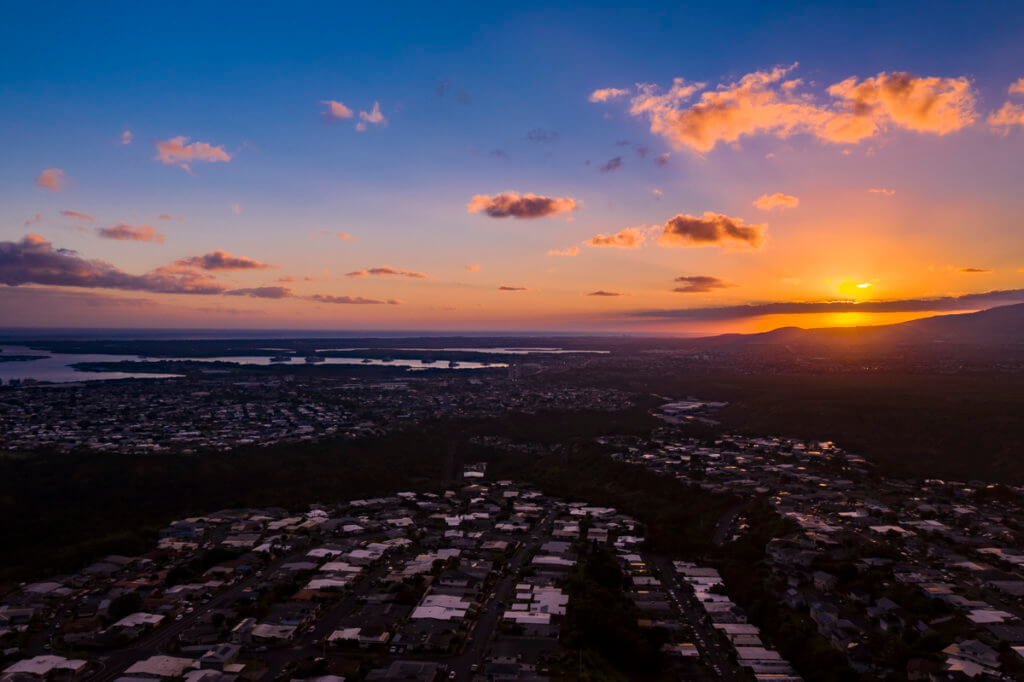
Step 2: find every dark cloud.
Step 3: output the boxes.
[673,275,735,293]
[600,156,624,173]
[498,285,528,291]
[658,212,765,248]
[628,289,1024,321]
[225,286,293,299]
[0,234,224,294]
[633,145,649,159]
[526,128,559,143]
[615,139,631,146]
[174,249,275,270]
[959,267,991,273]
[655,153,670,167]
[489,149,508,159]
[587,290,622,297]
[437,79,450,97]
[467,192,578,219]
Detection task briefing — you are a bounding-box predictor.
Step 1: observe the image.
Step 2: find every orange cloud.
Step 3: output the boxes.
[547,246,579,256]
[345,266,426,279]
[988,102,1024,134]
[826,72,976,135]
[466,264,480,271]
[588,87,630,103]
[156,214,183,221]
[24,213,42,226]
[121,130,133,145]
[154,136,231,170]
[337,232,357,241]
[277,276,297,283]
[60,210,95,222]
[175,249,274,270]
[467,192,579,219]
[627,66,976,152]
[672,275,734,293]
[658,212,765,248]
[868,187,896,196]
[35,168,69,192]
[97,223,165,243]
[586,226,646,249]
[753,192,799,210]
[1010,78,1024,95]
[321,99,354,120]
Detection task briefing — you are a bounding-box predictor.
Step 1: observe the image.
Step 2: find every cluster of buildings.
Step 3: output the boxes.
[0,372,632,454]
[0,471,743,682]
[608,402,1024,679]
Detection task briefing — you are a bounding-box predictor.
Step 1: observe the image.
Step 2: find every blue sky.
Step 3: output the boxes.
[1,1,1023,330]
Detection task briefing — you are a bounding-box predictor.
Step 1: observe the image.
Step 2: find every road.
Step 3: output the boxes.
[450,510,556,681]
[650,555,742,682]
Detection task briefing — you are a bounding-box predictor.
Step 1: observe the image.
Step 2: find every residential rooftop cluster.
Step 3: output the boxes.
[0,372,631,454]
[606,401,1024,679]
[1,471,752,682]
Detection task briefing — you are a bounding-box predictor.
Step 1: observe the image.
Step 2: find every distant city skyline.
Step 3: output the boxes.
[2,1,1024,333]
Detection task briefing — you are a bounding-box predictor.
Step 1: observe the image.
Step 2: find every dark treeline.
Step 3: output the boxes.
[548,369,1024,484]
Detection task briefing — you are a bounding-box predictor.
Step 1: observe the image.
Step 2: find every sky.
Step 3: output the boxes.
[2,1,1024,334]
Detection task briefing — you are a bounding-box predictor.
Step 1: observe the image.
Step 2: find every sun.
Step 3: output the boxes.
[837,278,875,299]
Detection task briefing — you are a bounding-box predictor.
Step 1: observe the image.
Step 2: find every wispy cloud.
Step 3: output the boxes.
[587,290,623,297]
[988,102,1024,134]
[599,156,624,172]
[498,285,528,291]
[346,266,427,279]
[465,264,481,271]
[120,130,133,145]
[308,294,398,305]
[672,275,734,293]
[225,286,293,299]
[526,128,558,143]
[959,267,991,273]
[97,223,165,243]
[588,88,629,103]
[586,226,646,249]
[35,168,69,192]
[467,192,579,219]
[59,210,95,222]
[547,246,579,256]
[868,187,896,196]
[24,213,42,226]
[629,289,1024,321]
[753,192,799,210]
[355,102,386,131]
[154,136,231,171]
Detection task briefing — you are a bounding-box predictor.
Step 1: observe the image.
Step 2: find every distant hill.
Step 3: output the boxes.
[702,302,1024,350]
